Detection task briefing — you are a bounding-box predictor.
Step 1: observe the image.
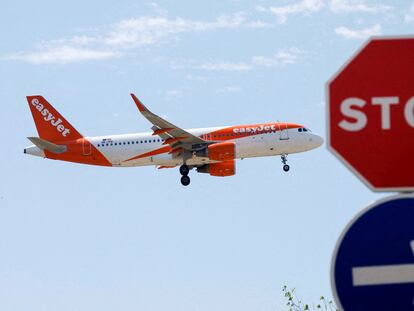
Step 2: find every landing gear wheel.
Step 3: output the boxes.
[281,154,289,172]
[181,175,191,186]
[179,164,190,176]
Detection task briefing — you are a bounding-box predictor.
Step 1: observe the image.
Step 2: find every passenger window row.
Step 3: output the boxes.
[97,139,162,147]
[98,129,285,147]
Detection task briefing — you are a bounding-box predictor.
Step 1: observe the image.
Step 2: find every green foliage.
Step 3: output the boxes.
[282,286,338,311]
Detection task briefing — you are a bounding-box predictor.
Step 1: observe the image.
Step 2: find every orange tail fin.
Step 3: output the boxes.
[26,95,83,142]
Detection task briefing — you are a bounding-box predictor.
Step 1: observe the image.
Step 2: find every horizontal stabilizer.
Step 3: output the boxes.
[27,137,67,154]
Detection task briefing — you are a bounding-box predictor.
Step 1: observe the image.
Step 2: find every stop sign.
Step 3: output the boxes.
[327,37,414,192]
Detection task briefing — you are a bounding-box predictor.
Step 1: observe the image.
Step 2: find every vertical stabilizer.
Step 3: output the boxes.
[26,95,83,142]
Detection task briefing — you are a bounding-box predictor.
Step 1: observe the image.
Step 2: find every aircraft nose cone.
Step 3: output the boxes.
[309,134,324,149]
[314,134,324,147]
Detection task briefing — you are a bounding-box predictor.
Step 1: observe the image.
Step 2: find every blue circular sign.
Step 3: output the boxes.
[331,195,414,311]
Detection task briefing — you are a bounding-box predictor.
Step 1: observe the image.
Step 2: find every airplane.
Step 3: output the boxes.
[24,94,324,186]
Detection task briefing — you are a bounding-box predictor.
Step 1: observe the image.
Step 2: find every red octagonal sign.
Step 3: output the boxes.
[327,37,414,192]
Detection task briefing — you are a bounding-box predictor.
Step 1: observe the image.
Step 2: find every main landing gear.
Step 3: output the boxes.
[281,154,290,172]
[180,164,191,186]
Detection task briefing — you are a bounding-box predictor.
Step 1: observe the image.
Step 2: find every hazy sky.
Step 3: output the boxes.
[1,0,412,310]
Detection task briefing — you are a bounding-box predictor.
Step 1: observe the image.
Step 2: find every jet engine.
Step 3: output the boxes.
[197,159,235,177]
[207,141,235,161]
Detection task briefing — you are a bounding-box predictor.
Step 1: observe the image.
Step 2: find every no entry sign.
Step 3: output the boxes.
[327,37,414,192]
[331,195,414,311]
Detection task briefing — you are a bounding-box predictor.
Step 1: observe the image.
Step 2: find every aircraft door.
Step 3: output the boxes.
[279,123,289,140]
[82,139,92,156]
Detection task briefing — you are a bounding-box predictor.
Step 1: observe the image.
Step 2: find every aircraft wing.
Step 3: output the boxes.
[130,93,207,150]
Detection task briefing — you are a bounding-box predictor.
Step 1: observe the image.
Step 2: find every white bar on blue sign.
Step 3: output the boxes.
[352,264,414,286]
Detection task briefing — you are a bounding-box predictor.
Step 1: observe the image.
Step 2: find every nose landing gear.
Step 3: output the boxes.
[281,154,290,172]
[179,164,191,186]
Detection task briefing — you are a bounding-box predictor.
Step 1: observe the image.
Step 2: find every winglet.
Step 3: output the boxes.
[130,93,146,112]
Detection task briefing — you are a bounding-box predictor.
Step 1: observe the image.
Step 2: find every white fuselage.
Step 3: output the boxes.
[82,126,323,167]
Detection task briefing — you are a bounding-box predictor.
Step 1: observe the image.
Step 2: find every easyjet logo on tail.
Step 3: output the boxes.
[31,98,70,137]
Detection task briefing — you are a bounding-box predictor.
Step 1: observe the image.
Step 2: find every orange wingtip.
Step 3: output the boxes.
[130,93,146,112]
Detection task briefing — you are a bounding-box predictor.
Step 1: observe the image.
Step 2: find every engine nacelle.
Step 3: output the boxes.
[197,160,236,177]
[208,142,235,161]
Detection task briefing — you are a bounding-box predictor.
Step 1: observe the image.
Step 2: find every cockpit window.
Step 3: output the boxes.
[298,127,312,132]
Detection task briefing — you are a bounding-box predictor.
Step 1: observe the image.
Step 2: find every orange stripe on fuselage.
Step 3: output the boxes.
[123,145,171,162]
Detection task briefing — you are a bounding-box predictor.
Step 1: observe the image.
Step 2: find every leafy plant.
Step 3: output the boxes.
[282,286,338,311]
